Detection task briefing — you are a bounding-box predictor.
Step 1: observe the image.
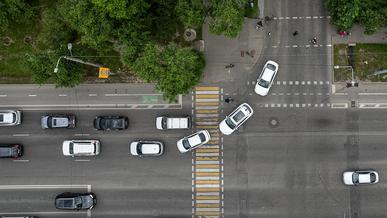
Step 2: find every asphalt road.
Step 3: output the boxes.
[0,109,193,218]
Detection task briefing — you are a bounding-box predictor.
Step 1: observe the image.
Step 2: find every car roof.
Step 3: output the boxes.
[261,67,275,81]
[140,143,161,154]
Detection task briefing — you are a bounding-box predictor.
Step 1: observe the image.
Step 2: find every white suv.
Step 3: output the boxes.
[343,170,379,185]
[219,103,253,135]
[177,130,211,153]
[0,110,21,126]
[62,140,100,157]
[255,60,279,96]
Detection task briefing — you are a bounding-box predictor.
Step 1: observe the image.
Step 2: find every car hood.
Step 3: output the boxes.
[81,195,95,209]
[254,83,269,96]
[219,119,234,135]
[130,142,138,155]
[343,172,354,185]
[156,117,164,129]
[176,139,187,153]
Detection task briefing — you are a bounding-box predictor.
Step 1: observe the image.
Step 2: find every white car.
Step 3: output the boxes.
[219,103,253,135]
[62,140,100,157]
[130,141,164,157]
[343,170,379,185]
[0,110,21,126]
[156,116,191,130]
[254,60,279,96]
[177,130,211,153]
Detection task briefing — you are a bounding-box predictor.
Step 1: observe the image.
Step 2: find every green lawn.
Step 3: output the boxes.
[333,43,387,82]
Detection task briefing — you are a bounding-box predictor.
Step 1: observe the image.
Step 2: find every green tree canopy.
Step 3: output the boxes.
[176,0,206,28]
[326,0,387,34]
[0,0,34,32]
[208,0,246,38]
[130,42,205,102]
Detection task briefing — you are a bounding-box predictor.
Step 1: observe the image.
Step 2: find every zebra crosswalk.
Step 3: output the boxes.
[192,86,224,218]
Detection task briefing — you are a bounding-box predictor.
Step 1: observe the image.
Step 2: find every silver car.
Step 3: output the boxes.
[0,110,21,126]
[219,103,253,135]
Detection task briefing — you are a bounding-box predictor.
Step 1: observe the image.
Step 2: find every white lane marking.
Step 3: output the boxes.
[196,200,220,203]
[13,159,29,162]
[196,192,220,196]
[359,93,387,95]
[58,94,67,97]
[0,211,88,215]
[87,209,92,218]
[195,184,220,188]
[12,134,29,137]
[0,95,7,97]
[74,133,90,136]
[28,94,37,97]
[88,94,97,96]
[75,159,91,162]
[0,184,90,189]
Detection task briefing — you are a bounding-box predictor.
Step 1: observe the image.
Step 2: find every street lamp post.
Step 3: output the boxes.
[334,65,358,87]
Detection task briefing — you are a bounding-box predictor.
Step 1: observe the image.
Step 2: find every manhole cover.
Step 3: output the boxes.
[268,117,279,128]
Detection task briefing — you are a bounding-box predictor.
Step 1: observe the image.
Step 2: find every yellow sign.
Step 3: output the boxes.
[99,67,110,79]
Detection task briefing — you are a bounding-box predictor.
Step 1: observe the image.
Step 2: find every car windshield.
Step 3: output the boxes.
[198,133,206,141]
[258,79,270,88]
[69,142,74,155]
[0,147,11,156]
[136,144,143,155]
[352,172,359,184]
[47,117,53,128]
[232,111,246,123]
[266,63,276,71]
[162,117,167,129]
[182,139,191,150]
[370,173,376,183]
[225,117,236,129]
[0,115,3,122]
[74,197,82,208]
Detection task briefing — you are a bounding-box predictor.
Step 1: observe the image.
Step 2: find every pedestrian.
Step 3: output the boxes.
[224,97,233,103]
[293,31,298,36]
[311,37,317,44]
[267,31,271,36]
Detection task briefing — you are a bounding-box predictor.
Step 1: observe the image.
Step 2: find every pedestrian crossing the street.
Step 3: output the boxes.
[192,86,224,218]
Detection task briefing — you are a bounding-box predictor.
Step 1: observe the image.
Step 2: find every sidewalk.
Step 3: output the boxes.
[202,18,264,83]
[332,25,387,44]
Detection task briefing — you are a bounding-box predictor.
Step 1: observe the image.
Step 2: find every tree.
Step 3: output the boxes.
[0,0,35,32]
[325,0,387,34]
[175,0,206,28]
[325,0,361,30]
[208,0,246,38]
[130,42,205,102]
[23,52,85,87]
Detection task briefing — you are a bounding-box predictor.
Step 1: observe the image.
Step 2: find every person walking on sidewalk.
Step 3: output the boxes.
[293,31,298,36]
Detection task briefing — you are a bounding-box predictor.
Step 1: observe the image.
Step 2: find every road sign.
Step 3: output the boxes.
[99,67,110,79]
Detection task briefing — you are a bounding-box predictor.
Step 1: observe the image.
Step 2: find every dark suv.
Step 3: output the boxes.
[93,116,129,131]
[0,144,23,158]
[55,192,96,210]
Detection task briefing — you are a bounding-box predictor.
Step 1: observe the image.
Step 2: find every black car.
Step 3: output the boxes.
[93,116,129,131]
[41,115,76,129]
[55,192,96,210]
[0,144,23,158]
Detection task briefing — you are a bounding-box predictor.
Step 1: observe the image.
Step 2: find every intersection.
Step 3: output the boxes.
[0,0,386,218]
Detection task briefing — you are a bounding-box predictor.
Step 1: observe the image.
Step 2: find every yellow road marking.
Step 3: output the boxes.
[195,211,220,216]
[196,164,220,169]
[196,172,220,176]
[196,203,220,208]
[196,180,220,184]
[195,87,219,91]
[195,148,219,153]
[196,196,220,200]
[196,188,220,192]
[195,102,219,106]
[195,94,219,99]
[196,157,219,161]
[195,109,218,114]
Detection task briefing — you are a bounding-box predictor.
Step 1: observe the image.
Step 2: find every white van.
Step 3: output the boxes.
[156,116,191,130]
